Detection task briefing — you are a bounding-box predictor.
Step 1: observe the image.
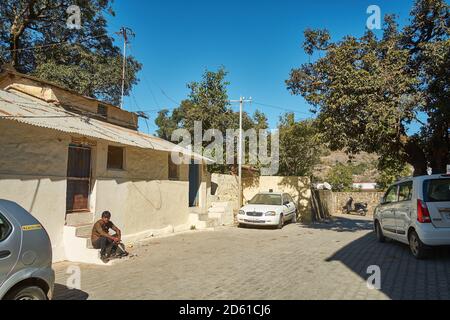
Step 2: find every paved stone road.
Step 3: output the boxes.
[53,214,450,300]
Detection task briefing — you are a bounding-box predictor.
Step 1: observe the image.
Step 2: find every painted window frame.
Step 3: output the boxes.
[107,145,126,171]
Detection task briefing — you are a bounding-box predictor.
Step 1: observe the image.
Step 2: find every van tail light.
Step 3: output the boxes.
[417,199,432,224]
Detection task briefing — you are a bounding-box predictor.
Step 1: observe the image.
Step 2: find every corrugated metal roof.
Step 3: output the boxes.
[0,89,213,163]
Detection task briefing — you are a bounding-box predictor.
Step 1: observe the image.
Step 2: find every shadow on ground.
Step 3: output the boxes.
[317,216,450,300]
[53,283,89,300]
[301,215,374,233]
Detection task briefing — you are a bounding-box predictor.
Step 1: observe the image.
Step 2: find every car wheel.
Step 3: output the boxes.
[277,214,284,229]
[238,223,245,228]
[5,285,47,300]
[409,230,428,260]
[375,221,385,243]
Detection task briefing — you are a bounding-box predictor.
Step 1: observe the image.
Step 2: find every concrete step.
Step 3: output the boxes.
[205,218,220,228]
[189,207,207,214]
[198,213,209,222]
[208,207,226,214]
[85,238,93,249]
[63,226,117,266]
[210,202,230,208]
[75,224,93,238]
[66,212,94,226]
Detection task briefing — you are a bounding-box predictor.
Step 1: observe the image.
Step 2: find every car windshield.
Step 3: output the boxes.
[248,194,282,206]
[424,179,450,202]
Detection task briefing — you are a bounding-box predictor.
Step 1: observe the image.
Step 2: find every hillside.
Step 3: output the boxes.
[313,150,380,183]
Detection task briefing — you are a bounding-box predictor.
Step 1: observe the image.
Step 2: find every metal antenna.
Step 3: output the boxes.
[116,27,135,109]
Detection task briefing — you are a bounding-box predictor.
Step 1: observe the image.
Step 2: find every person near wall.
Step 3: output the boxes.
[91,211,124,263]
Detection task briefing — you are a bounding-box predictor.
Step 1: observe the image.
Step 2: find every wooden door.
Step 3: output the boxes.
[66,145,91,213]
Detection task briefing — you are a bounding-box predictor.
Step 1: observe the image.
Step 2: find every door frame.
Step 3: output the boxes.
[66,144,92,214]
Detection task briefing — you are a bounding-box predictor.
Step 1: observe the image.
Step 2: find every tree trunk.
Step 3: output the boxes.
[430,125,450,174]
[404,139,428,176]
[9,0,38,70]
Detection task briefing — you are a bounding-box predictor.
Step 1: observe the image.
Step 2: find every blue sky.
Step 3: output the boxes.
[106,0,417,134]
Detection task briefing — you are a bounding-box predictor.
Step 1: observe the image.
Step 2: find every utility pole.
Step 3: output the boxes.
[230,97,252,209]
[116,27,135,109]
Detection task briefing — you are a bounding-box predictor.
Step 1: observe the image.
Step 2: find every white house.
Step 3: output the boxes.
[0,68,214,264]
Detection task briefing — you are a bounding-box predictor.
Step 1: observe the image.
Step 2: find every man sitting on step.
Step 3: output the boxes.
[91,211,122,263]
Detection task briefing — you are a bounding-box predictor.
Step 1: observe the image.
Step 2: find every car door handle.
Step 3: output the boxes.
[0,250,11,259]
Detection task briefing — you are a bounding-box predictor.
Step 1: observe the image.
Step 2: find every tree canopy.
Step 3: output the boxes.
[155,67,269,173]
[0,0,141,105]
[287,0,449,175]
[278,114,324,177]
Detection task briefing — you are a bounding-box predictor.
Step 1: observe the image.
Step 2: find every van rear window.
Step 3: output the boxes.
[424,179,450,202]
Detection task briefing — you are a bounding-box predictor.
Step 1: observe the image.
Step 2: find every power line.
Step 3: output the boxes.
[127,45,164,110]
[252,101,313,116]
[160,89,180,105]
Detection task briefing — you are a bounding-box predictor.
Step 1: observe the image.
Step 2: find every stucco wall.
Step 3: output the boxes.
[0,120,70,261]
[0,119,207,262]
[92,141,192,235]
[210,174,240,210]
[210,174,312,222]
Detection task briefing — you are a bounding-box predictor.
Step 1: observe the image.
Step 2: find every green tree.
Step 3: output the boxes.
[286,0,449,176]
[376,157,414,190]
[278,113,324,176]
[326,163,354,192]
[155,67,269,173]
[0,0,141,105]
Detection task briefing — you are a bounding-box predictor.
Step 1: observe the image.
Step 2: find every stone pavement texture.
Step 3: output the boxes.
[53,214,450,300]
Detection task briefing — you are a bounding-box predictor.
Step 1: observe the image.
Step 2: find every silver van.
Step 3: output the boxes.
[0,200,54,300]
[374,174,450,259]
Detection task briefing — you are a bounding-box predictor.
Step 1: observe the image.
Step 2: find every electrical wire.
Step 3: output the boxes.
[252,101,313,116]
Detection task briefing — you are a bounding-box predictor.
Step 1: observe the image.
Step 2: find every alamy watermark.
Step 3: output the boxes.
[66,5,81,30]
[366,5,381,30]
[169,121,280,176]
[367,265,381,290]
[66,265,81,290]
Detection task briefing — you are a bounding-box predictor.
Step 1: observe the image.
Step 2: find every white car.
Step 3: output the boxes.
[374,174,450,259]
[237,192,297,229]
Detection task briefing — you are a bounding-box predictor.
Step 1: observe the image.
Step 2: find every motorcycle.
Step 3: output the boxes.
[342,197,368,216]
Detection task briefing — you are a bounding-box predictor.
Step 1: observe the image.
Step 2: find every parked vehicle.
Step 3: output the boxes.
[237,192,297,229]
[342,197,368,216]
[0,200,54,300]
[374,174,450,259]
